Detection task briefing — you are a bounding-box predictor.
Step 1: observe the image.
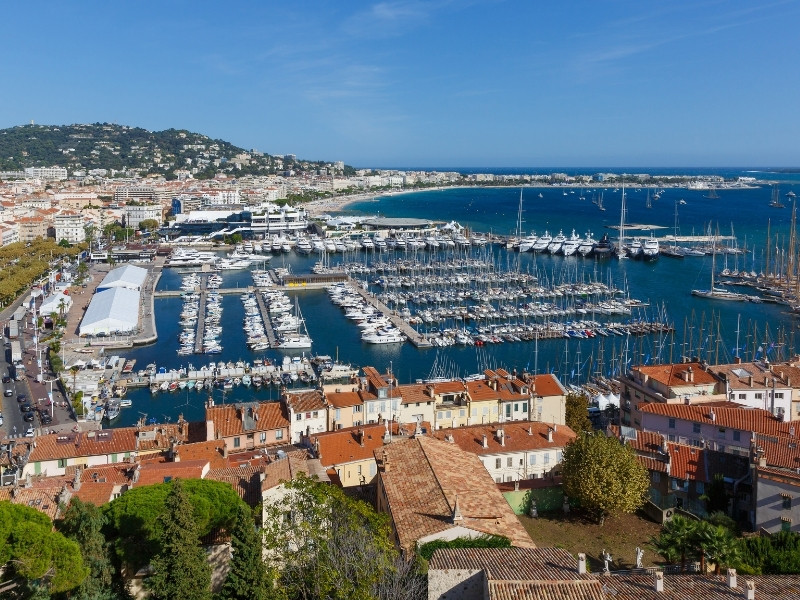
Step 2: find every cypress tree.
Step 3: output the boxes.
[147,479,212,600]
[219,504,272,600]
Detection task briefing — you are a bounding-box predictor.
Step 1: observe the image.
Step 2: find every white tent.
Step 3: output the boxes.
[97,264,148,292]
[39,291,73,317]
[78,287,140,336]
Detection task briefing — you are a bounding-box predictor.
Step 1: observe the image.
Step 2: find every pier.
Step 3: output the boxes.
[194,275,208,354]
[350,281,433,348]
[253,289,279,348]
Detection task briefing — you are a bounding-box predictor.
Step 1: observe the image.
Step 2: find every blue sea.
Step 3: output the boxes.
[110,172,800,428]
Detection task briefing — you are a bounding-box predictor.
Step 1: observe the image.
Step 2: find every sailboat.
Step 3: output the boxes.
[615,180,627,259]
[691,233,746,300]
[769,184,785,208]
[661,199,686,258]
[277,297,313,348]
[645,188,653,209]
[704,186,720,199]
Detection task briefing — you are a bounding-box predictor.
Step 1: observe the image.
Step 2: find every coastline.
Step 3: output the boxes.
[303,182,762,217]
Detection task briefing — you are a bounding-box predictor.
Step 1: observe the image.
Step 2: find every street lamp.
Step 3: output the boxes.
[42,378,58,418]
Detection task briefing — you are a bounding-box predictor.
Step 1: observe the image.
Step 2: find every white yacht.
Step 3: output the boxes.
[642,235,660,260]
[627,237,643,259]
[295,237,312,254]
[362,327,407,344]
[577,232,597,257]
[532,231,552,252]
[517,234,539,253]
[561,230,581,256]
[547,230,567,254]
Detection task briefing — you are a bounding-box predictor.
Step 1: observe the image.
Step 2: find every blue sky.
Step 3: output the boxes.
[1,1,799,167]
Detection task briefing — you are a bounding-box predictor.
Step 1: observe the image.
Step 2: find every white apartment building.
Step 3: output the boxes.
[0,224,20,246]
[124,204,163,229]
[54,212,86,244]
[24,166,68,181]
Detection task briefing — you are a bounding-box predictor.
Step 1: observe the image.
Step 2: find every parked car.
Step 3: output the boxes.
[24,427,34,437]
[39,412,52,425]
[1,375,9,384]
[16,394,27,403]
[23,411,35,422]
[3,389,12,397]
[20,402,33,413]
[0,414,3,426]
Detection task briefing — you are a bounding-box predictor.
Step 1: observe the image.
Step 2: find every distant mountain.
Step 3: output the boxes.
[0,123,352,179]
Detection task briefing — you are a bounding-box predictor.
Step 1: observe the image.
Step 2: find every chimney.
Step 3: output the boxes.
[383,450,390,473]
[687,366,694,383]
[710,409,716,422]
[427,385,435,398]
[547,428,554,443]
[748,375,753,386]
[727,568,737,589]
[577,553,587,575]
[451,494,463,523]
[73,467,82,491]
[482,434,488,449]
[528,426,533,436]
[745,580,755,600]
[655,571,664,593]
[359,429,364,447]
[496,428,505,446]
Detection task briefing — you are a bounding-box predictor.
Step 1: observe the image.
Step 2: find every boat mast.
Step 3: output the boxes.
[617,176,627,258]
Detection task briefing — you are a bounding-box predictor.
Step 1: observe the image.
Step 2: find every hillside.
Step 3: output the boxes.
[0,123,351,179]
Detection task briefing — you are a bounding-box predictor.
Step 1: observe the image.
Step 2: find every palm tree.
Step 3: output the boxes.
[703,525,740,575]
[650,515,697,571]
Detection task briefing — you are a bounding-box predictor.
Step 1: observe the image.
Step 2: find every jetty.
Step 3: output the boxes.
[350,282,433,348]
[253,289,279,347]
[194,275,208,354]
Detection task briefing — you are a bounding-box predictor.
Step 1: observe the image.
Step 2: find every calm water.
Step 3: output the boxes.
[111,183,800,428]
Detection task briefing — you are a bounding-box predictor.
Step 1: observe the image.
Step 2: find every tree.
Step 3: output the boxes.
[565,392,592,434]
[262,474,410,600]
[57,497,121,599]
[58,239,72,248]
[701,473,730,515]
[561,432,649,524]
[0,501,88,594]
[147,479,212,600]
[103,478,243,569]
[219,504,273,600]
[138,219,159,232]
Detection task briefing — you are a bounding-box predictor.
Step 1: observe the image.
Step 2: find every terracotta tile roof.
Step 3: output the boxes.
[260,450,327,492]
[375,436,534,552]
[72,482,117,506]
[466,379,500,402]
[362,366,389,391]
[531,374,567,397]
[757,465,800,482]
[206,402,289,438]
[312,423,388,467]
[173,440,227,468]
[430,421,576,455]
[708,362,790,391]
[0,486,64,520]
[640,403,800,436]
[135,459,209,487]
[433,380,467,394]
[284,390,326,413]
[488,581,604,599]
[754,433,800,470]
[29,429,138,462]
[325,390,364,408]
[206,466,262,506]
[396,383,431,405]
[429,547,591,581]
[595,573,800,599]
[80,464,132,485]
[634,362,718,387]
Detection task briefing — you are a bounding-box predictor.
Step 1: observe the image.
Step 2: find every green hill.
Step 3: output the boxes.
[0,123,351,179]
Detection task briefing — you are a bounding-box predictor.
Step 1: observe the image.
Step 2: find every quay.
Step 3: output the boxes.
[194,275,208,354]
[253,288,278,348]
[349,282,433,348]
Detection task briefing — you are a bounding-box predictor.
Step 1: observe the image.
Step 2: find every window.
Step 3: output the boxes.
[696,481,704,495]
[668,418,676,429]
[483,407,489,416]
[738,393,746,400]
[369,462,376,477]
[445,410,452,419]
[529,454,537,465]
[522,402,528,413]
[782,519,792,532]
[471,408,477,416]
[460,409,466,417]
[275,429,283,440]
[505,404,512,417]
[652,471,661,483]
[495,458,501,469]
[507,457,513,467]
[519,458,524,466]
[312,411,318,419]
[335,409,341,420]
[233,437,240,448]
[557,450,563,462]
[495,477,502,483]
[368,403,376,414]
[693,423,701,434]
[776,392,785,399]
[260,432,266,443]
[514,403,519,412]
[783,495,792,510]
[755,393,763,399]
[437,412,443,420]
[296,414,302,421]
[354,405,362,413]
[58,459,66,468]
[733,430,741,442]
[717,428,726,439]
[544,453,550,464]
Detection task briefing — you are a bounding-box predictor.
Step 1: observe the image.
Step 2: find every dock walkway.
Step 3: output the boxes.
[350,280,433,348]
[194,275,208,354]
[253,290,279,348]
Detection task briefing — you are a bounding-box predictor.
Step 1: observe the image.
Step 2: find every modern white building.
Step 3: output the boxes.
[0,224,20,246]
[24,166,68,181]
